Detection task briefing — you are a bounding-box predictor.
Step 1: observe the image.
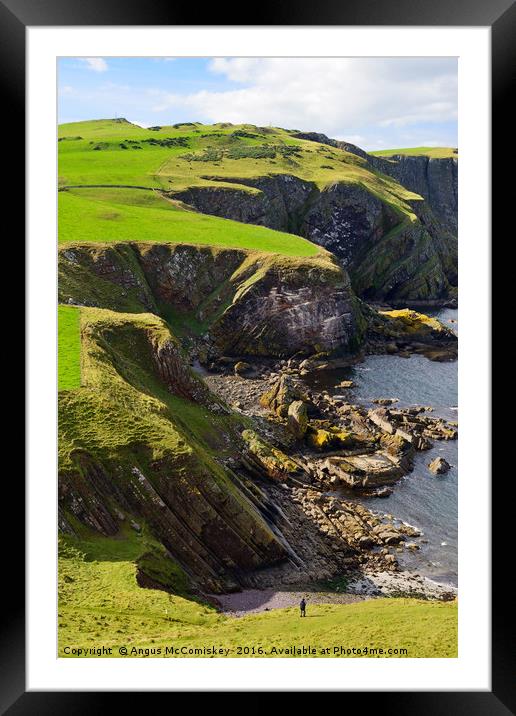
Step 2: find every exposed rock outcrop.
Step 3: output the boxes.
[364,307,458,361]
[287,400,308,438]
[59,243,366,359]
[259,374,308,417]
[368,406,458,446]
[169,171,457,302]
[172,174,315,233]
[292,131,458,232]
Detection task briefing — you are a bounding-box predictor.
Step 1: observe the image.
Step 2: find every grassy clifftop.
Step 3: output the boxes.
[59,186,319,256]
[370,147,458,159]
[59,119,422,219]
[58,119,457,302]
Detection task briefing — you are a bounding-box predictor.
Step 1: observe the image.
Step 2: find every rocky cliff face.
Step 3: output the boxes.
[171,171,457,302]
[59,243,366,358]
[173,175,315,233]
[292,131,458,232]
[374,155,458,233]
[210,257,360,356]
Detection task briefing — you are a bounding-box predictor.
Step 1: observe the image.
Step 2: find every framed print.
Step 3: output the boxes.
[4,0,511,708]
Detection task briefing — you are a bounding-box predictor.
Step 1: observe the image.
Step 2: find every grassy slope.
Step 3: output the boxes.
[58,307,244,475]
[59,530,457,658]
[370,147,458,159]
[58,119,422,220]
[58,306,282,564]
[58,305,81,390]
[59,187,319,256]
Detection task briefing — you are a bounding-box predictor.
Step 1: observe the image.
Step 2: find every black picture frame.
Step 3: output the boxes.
[4,0,510,710]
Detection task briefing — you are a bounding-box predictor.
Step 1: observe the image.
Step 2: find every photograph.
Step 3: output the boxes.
[57,55,460,659]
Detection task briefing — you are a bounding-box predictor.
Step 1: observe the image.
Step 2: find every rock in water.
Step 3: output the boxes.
[287,400,308,439]
[428,457,451,474]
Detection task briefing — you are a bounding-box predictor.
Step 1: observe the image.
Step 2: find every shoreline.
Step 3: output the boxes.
[209,571,457,617]
[345,569,457,600]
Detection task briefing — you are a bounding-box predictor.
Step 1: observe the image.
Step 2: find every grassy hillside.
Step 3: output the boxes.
[58,187,319,256]
[59,529,457,658]
[58,307,240,475]
[58,305,81,390]
[58,119,422,219]
[370,147,458,159]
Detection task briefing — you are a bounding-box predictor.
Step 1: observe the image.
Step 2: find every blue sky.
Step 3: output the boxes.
[58,57,458,151]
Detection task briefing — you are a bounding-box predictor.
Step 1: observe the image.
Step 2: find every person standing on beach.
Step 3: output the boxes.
[300,598,306,617]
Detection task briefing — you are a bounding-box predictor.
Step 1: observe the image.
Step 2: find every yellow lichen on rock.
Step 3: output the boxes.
[379,308,445,334]
[305,426,355,451]
[306,428,333,450]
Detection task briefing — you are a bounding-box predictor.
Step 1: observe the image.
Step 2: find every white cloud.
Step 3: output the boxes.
[210,58,261,82]
[334,134,365,145]
[81,58,108,73]
[149,58,457,145]
[59,57,457,149]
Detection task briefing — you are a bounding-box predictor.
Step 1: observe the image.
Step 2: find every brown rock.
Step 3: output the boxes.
[259,374,304,417]
[287,400,308,439]
[336,380,354,389]
[234,361,253,376]
[428,456,451,474]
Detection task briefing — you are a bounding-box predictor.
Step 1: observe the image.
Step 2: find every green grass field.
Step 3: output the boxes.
[58,119,423,221]
[58,305,81,390]
[59,529,458,658]
[370,147,458,159]
[58,187,320,256]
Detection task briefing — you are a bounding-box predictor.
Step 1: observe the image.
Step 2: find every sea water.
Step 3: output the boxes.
[308,308,458,585]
